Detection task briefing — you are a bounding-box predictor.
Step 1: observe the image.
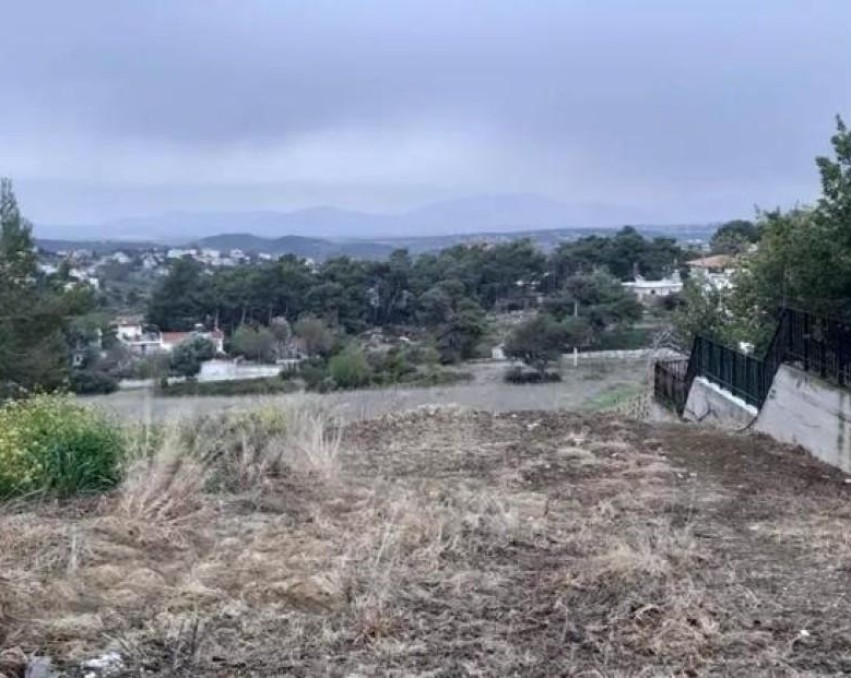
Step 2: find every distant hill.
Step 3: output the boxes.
[34,191,720,259]
[36,221,718,259]
[35,193,700,242]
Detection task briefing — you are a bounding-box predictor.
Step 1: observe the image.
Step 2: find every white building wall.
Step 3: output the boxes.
[756,365,851,473]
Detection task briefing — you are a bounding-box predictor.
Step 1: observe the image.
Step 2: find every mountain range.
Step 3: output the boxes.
[34,193,720,258]
[36,194,689,241]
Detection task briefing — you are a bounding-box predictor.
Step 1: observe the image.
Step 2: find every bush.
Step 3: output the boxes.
[0,395,124,497]
[595,327,655,350]
[171,337,215,378]
[70,369,119,395]
[158,377,300,397]
[329,345,371,389]
[299,357,329,391]
[405,367,474,387]
[121,353,172,380]
[503,366,562,384]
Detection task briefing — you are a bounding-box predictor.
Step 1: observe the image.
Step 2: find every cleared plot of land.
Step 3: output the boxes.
[2,405,851,675]
[87,360,649,423]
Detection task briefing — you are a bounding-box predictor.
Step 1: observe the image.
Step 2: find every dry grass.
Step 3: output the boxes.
[2,406,851,675]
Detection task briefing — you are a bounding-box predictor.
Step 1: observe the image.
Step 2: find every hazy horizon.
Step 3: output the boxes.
[4,1,851,235]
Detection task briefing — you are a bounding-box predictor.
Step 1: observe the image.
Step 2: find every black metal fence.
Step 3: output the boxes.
[690,336,768,407]
[783,308,851,387]
[653,307,851,414]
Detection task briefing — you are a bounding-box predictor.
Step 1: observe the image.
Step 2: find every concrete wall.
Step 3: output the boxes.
[756,365,851,473]
[683,376,758,430]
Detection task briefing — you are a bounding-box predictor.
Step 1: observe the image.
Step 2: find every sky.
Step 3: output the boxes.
[2,0,851,233]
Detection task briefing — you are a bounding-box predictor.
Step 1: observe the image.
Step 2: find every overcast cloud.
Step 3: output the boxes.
[2,1,850,231]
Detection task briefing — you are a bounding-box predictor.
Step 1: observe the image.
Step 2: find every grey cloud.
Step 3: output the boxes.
[2,1,850,228]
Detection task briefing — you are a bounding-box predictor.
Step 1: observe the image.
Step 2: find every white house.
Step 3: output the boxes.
[622,271,683,303]
[109,251,131,264]
[114,317,163,356]
[687,254,736,291]
[160,329,225,354]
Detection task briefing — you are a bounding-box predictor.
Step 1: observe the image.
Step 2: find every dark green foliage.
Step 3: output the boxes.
[550,226,683,283]
[70,369,119,395]
[504,313,575,375]
[158,376,299,397]
[294,315,335,357]
[709,219,760,255]
[230,325,277,362]
[542,270,642,346]
[595,327,655,350]
[170,337,216,378]
[328,345,372,389]
[0,179,96,396]
[146,257,209,331]
[678,115,851,347]
[435,298,487,364]
[298,357,331,391]
[503,365,562,384]
[142,228,673,363]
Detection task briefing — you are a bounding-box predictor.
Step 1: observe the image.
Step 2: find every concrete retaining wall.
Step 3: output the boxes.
[683,376,758,430]
[756,365,851,473]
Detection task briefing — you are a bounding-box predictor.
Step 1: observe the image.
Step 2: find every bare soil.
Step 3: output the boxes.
[87,360,649,423]
[3,407,851,676]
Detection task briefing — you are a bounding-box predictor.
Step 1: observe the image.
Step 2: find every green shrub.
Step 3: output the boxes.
[0,395,124,497]
[70,369,119,395]
[503,366,562,384]
[405,367,474,387]
[299,357,329,391]
[596,327,654,350]
[328,346,371,389]
[158,377,300,397]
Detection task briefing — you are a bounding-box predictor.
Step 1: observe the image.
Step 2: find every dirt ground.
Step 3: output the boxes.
[86,360,649,423]
[3,407,851,676]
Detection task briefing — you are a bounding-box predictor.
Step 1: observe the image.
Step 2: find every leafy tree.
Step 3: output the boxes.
[231,325,277,362]
[543,270,642,345]
[417,285,454,327]
[170,337,215,379]
[710,219,760,255]
[671,279,730,349]
[147,257,209,331]
[0,179,78,396]
[688,115,851,348]
[435,298,487,363]
[550,227,682,283]
[294,315,335,357]
[504,313,573,376]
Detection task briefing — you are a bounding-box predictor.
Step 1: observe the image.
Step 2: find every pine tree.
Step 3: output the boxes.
[0,179,71,396]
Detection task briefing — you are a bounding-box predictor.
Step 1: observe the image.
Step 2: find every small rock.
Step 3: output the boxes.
[798,629,811,638]
[25,657,53,678]
[80,651,123,675]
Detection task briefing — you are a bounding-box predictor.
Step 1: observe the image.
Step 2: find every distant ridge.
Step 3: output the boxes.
[35,193,679,242]
[37,222,718,260]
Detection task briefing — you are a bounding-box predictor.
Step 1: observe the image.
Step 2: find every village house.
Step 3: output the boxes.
[687,254,737,291]
[113,316,225,356]
[622,271,683,303]
[160,328,225,354]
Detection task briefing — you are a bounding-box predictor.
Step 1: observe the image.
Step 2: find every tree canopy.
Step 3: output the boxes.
[0,180,96,396]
